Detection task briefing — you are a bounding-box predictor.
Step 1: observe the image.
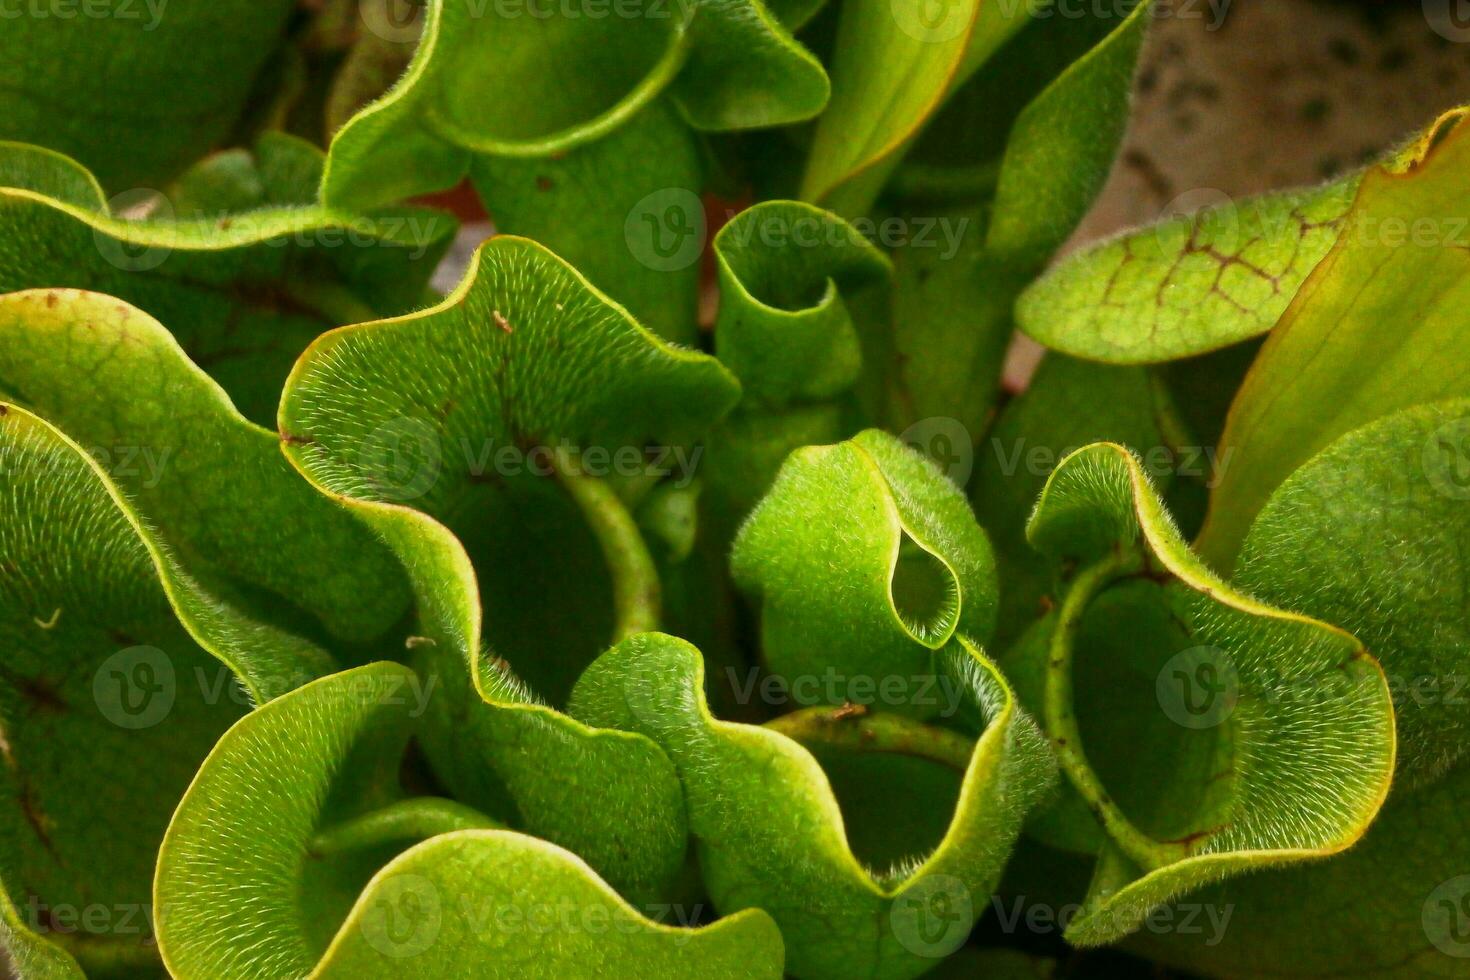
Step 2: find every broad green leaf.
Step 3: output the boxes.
[1129,401,1470,978]
[279,236,741,902]
[1021,443,1393,945]
[315,831,785,978]
[1196,113,1470,568]
[322,0,826,208]
[155,664,438,980]
[0,404,247,974]
[570,632,1056,980]
[1016,178,1358,364]
[1234,401,1470,784]
[0,289,412,692]
[732,430,998,715]
[1017,108,1467,365]
[0,0,295,189]
[971,354,1189,650]
[0,141,455,425]
[799,0,1036,215]
[158,664,776,978]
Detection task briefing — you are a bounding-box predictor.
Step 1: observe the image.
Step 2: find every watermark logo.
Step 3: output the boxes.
[1424,416,1470,501]
[1426,0,1470,43]
[0,0,168,29]
[1157,646,1239,729]
[1425,875,1470,957]
[900,417,974,487]
[360,417,444,502]
[625,188,705,272]
[890,875,972,958]
[95,188,173,271]
[359,0,426,42]
[360,873,443,958]
[891,0,970,43]
[93,645,175,729]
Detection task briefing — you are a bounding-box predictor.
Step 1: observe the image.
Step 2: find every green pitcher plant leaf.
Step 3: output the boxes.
[315,831,786,978]
[1018,442,1394,945]
[278,235,740,903]
[155,663,784,979]
[0,288,413,692]
[0,139,455,425]
[798,0,1053,216]
[712,201,890,407]
[1196,110,1470,569]
[0,403,249,974]
[984,0,1153,267]
[323,0,827,208]
[569,631,1056,980]
[2,3,1462,974]
[1125,399,1470,977]
[1232,401,1470,784]
[895,0,1135,207]
[731,429,998,715]
[1017,107,1468,365]
[798,0,983,216]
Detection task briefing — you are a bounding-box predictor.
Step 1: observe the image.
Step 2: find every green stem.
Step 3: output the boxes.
[551,447,661,641]
[767,706,976,773]
[1045,550,1185,871]
[309,797,501,858]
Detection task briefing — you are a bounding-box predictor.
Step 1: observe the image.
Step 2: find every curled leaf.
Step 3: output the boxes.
[279,236,741,901]
[323,0,827,208]
[0,140,454,424]
[0,289,411,693]
[703,201,892,527]
[156,664,780,978]
[713,201,890,407]
[570,632,1055,980]
[732,430,997,714]
[0,404,247,972]
[1021,443,1394,945]
[1130,400,1470,977]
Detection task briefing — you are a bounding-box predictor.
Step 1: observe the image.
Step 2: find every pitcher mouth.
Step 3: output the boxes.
[423,11,692,159]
